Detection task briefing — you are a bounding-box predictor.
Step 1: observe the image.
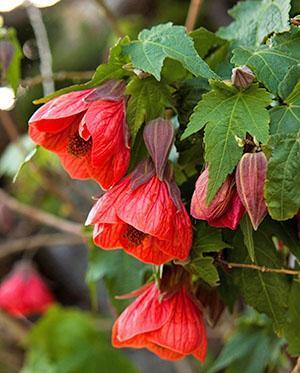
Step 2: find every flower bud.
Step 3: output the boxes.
[191,168,234,221]
[231,66,255,89]
[236,151,268,230]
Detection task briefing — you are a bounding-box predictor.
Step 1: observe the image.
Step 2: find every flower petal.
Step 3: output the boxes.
[148,288,205,355]
[115,283,175,341]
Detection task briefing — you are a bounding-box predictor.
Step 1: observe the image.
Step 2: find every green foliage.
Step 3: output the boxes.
[232,27,300,95]
[189,223,229,286]
[229,229,290,334]
[0,27,22,93]
[23,306,137,373]
[190,27,229,70]
[240,214,255,262]
[265,82,300,220]
[125,77,172,144]
[34,37,132,104]
[86,245,150,312]
[209,308,286,373]
[182,81,271,203]
[123,23,218,81]
[284,280,300,355]
[218,0,291,46]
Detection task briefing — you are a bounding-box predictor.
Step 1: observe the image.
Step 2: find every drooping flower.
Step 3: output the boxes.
[0,262,54,317]
[112,281,207,362]
[29,80,130,189]
[191,168,245,230]
[86,118,192,265]
[235,151,268,230]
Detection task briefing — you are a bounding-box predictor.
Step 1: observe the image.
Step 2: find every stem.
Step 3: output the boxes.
[0,233,83,259]
[185,0,203,32]
[26,5,55,95]
[21,70,94,88]
[219,259,300,277]
[0,188,83,237]
[94,0,124,37]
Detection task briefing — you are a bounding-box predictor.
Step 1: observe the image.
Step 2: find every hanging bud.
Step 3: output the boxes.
[231,66,255,89]
[236,152,268,230]
[143,118,174,180]
[291,15,300,26]
[191,168,234,221]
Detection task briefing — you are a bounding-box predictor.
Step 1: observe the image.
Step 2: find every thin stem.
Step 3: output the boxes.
[185,0,203,32]
[219,258,300,277]
[0,188,83,237]
[94,0,124,37]
[0,233,83,259]
[26,5,55,95]
[21,70,94,88]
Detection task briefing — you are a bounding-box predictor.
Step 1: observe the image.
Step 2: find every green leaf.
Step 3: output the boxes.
[240,214,255,262]
[23,306,137,373]
[209,308,284,373]
[218,0,291,46]
[193,222,230,254]
[261,218,300,262]
[86,246,150,312]
[125,77,172,144]
[265,131,300,220]
[230,229,290,334]
[123,22,218,81]
[190,256,220,287]
[231,27,300,95]
[190,27,229,70]
[34,37,131,104]
[182,81,271,203]
[284,280,300,356]
[278,64,300,99]
[270,81,300,136]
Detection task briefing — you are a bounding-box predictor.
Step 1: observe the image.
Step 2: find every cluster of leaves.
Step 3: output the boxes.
[14,0,300,366]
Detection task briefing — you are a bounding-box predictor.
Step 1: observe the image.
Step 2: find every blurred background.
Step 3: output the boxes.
[0,0,298,372]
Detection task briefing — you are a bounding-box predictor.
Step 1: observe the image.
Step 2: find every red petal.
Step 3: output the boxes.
[59,153,91,180]
[116,176,175,241]
[208,190,245,230]
[115,283,174,341]
[93,222,125,249]
[29,90,90,132]
[85,99,128,166]
[121,234,174,265]
[148,288,206,355]
[85,177,131,226]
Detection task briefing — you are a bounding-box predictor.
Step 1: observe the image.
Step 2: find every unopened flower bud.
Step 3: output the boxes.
[231,66,255,89]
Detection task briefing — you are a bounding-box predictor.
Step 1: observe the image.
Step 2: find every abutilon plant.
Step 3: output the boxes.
[112,266,207,362]
[29,80,130,189]
[0,261,54,317]
[86,118,192,265]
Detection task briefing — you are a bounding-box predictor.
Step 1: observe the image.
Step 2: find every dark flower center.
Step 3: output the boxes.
[67,133,92,157]
[124,225,147,246]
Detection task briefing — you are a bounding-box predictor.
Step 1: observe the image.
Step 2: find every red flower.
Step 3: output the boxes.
[112,282,207,362]
[86,119,192,265]
[29,80,130,189]
[191,168,245,230]
[0,262,54,317]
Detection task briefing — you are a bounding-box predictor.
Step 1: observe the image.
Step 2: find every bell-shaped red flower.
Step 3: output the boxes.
[0,262,54,317]
[191,168,245,230]
[86,119,192,265]
[112,281,207,362]
[29,80,130,189]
